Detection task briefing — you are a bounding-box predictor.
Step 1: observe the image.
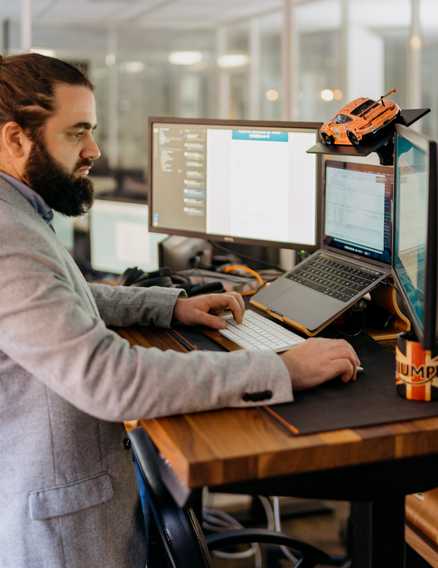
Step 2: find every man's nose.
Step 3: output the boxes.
[81,137,101,161]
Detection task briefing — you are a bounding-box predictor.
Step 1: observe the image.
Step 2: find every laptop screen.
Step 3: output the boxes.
[323,161,393,264]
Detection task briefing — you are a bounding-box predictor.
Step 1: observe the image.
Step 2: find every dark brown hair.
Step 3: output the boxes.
[0,53,93,139]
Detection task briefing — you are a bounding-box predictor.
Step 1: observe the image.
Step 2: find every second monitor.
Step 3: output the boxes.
[149,118,321,251]
[393,124,438,349]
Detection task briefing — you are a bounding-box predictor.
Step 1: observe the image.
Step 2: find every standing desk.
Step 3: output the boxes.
[119,325,438,568]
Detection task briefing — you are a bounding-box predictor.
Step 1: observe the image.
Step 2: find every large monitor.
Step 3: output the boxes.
[149,117,322,251]
[393,124,438,349]
[89,199,167,274]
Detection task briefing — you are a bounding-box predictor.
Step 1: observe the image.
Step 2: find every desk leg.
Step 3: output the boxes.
[350,496,406,568]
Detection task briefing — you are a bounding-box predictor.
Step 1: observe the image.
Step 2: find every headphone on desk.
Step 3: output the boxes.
[120,267,174,288]
[120,266,224,296]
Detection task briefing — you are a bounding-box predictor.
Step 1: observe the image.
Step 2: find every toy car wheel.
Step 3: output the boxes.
[321,132,334,145]
[347,131,359,145]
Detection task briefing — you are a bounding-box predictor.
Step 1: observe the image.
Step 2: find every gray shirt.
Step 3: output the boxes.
[0,173,292,568]
[0,171,54,224]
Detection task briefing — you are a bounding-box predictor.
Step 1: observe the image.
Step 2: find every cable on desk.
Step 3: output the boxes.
[219,264,265,296]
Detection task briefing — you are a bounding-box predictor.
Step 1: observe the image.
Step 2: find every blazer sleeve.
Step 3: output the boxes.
[88,283,185,328]
[0,221,293,422]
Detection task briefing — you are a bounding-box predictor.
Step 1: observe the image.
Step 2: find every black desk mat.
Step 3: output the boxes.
[176,327,438,435]
[269,334,438,435]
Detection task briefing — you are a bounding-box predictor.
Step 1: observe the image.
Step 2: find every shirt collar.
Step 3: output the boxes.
[0,172,54,225]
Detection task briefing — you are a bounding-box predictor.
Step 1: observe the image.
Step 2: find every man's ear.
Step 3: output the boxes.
[0,121,33,159]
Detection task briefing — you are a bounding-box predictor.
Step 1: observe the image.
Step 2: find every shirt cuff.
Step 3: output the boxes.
[231,351,293,408]
[155,287,187,328]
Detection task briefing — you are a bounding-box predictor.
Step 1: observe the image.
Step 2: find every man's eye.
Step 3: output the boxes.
[69,131,85,140]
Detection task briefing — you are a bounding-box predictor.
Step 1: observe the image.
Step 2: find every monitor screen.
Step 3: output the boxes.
[149,118,321,250]
[90,199,167,274]
[52,211,75,252]
[394,125,437,348]
[323,160,393,265]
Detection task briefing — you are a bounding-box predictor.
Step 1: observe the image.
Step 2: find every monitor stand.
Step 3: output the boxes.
[159,236,213,272]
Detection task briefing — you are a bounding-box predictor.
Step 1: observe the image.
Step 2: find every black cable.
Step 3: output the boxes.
[208,241,286,273]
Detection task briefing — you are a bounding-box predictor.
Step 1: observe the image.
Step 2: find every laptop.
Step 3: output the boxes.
[251,160,394,333]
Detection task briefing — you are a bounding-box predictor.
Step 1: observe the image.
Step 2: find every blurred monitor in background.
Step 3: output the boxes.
[52,211,74,252]
[89,198,167,275]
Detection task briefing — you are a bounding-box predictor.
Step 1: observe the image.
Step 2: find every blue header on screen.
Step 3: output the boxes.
[232,130,289,142]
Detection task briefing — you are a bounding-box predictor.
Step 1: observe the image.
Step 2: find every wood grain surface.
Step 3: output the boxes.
[119,325,438,490]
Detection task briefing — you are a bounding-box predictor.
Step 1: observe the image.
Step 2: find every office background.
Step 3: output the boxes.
[1,0,436,177]
[1,0,437,274]
[2,3,437,561]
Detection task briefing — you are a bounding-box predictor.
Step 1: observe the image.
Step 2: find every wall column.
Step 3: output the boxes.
[249,18,261,119]
[107,28,119,169]
[21,0,32,52]
[217,28,230,118]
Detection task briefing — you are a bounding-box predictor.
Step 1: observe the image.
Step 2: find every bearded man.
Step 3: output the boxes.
[0,53,359,568]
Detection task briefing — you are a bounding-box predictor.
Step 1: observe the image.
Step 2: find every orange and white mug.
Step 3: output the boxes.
[396,332,438,401]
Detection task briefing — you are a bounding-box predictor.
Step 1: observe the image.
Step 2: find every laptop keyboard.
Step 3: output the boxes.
[286,254,383,303]
[219,310,304,353]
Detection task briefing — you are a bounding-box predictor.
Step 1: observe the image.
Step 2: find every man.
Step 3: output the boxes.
[0,53,359,568]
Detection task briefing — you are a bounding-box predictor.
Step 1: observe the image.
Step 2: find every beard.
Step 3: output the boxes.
[24,139,94,217]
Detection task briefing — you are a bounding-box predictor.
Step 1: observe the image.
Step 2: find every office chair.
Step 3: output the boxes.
[128,427,349,568]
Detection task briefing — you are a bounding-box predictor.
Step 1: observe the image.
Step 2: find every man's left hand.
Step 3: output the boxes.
[173,292,245,329]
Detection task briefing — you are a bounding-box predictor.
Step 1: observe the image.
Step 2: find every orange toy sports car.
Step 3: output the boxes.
[320,88,400,146]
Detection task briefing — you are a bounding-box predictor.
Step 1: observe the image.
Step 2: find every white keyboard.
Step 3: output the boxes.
[219,310,305,353]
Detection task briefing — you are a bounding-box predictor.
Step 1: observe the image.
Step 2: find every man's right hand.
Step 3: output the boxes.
[280,337,360,391]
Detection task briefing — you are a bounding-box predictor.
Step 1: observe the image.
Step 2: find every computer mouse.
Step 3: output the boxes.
[335,366,364,386]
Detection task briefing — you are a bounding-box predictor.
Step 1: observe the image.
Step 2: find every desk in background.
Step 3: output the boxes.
[120,325,438,568]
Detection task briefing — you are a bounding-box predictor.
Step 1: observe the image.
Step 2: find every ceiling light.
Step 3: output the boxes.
[217,54,249,68]
[333,88,343,101]
[410,35,422,50]
[168,51,203,66]
[320,89,334,102]
[120,61,145,73]
[265,89,279,102]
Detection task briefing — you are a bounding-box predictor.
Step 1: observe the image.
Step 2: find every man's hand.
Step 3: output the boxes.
[174,292,245,329]
[280,337,360,390]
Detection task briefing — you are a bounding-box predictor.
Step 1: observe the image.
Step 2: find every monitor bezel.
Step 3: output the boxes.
[393,124,438,350]
[148,116,322,252]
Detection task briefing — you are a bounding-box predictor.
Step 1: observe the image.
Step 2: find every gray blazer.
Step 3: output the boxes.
[0,176,292,568]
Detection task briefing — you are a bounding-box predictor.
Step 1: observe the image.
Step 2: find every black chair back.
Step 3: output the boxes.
[129,427,211,568]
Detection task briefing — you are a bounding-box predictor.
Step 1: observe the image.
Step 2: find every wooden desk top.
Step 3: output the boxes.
[119,326,438,491]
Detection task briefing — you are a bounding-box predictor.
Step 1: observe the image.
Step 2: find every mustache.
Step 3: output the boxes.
[75,158,93,170]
